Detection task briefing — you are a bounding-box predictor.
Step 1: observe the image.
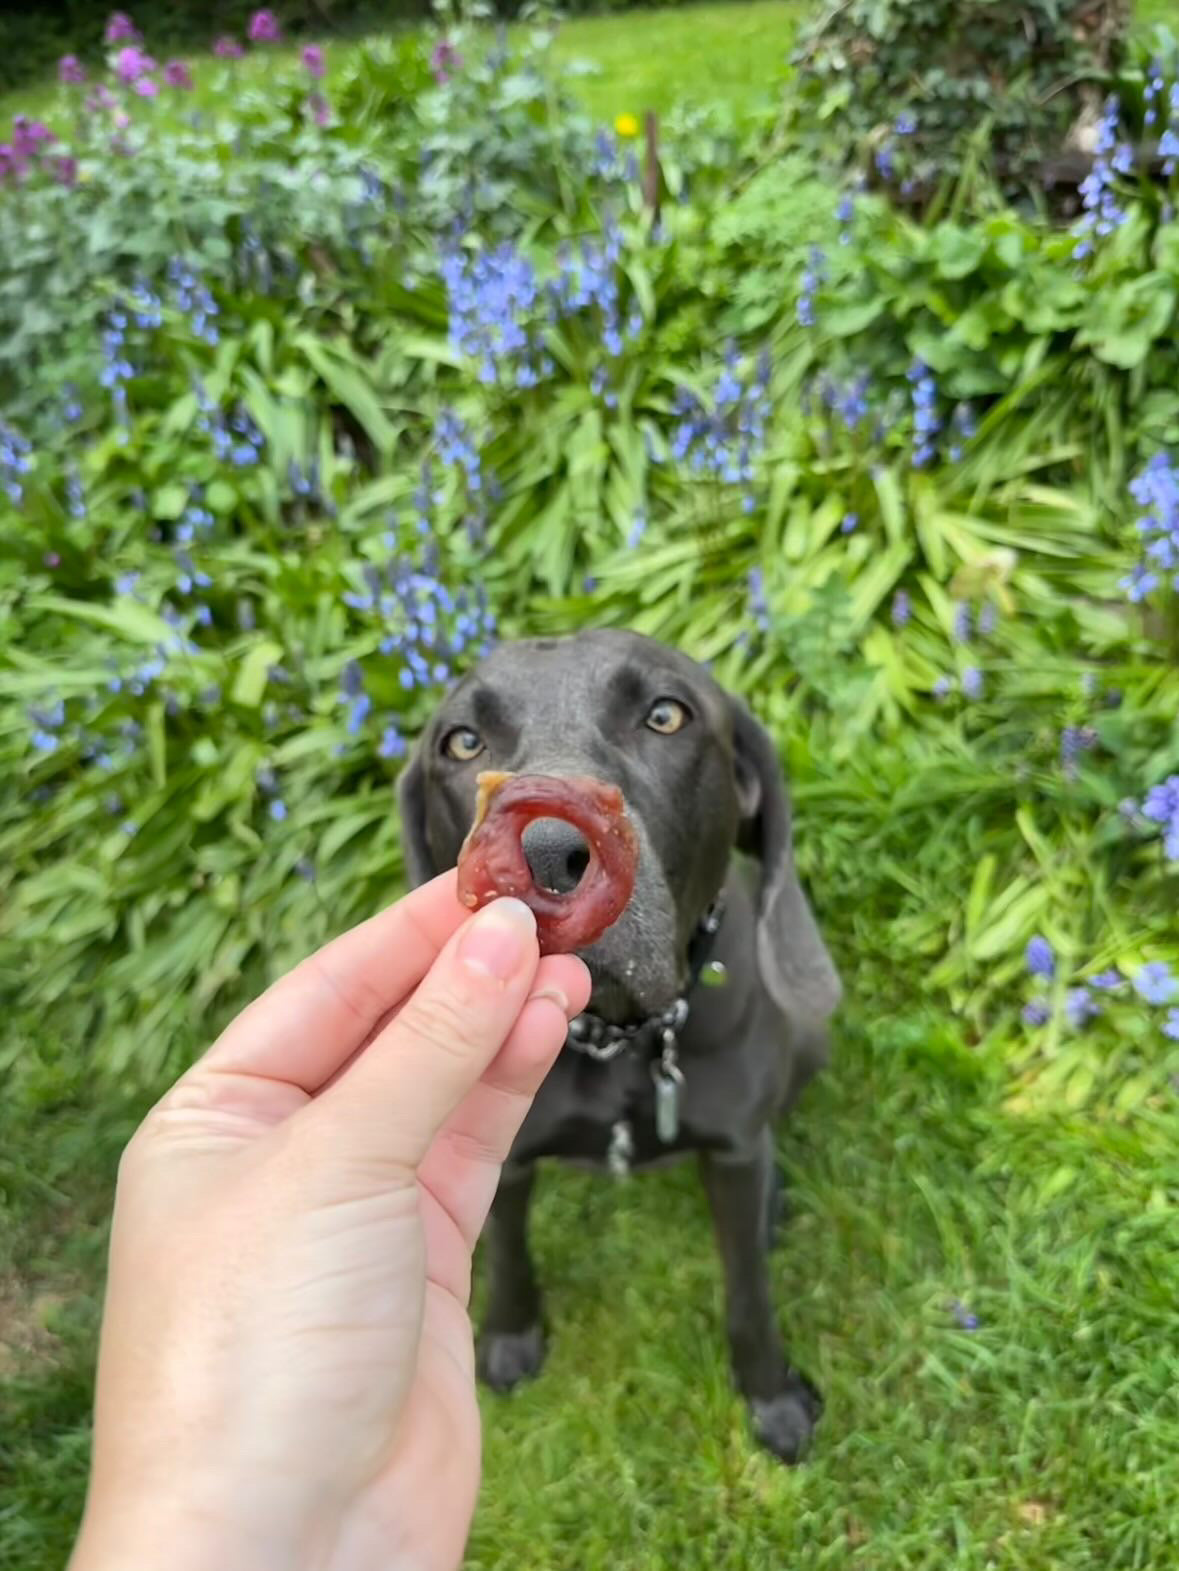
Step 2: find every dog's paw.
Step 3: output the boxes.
[750,1372,823,1464]
[477,1324,546,1392]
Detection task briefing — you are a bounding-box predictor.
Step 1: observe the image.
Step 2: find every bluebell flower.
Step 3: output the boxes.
[841,512,858,535]
[1163,1008,1179,1042]
[1141,776,1179,861]
[895,111,917,136]
[1064,986,1099,1029]
[961,667,983,700]
[1090,969,1123,991]
[269,798,288,822]
[628,509,647,548]
[891,590,911,628]
[379,722,407,760]
[907,360,941,468]
[932,676,952,699]
[977,602,997,636]
[1026,936,1055,978]
[1122,453,1179,605]
[1073,96,1129,256]
[1022,1000,1050,1027]
[1133,961,1175,1005]
[952,602,972,642]
[950,1300,979,1331]
[748,567,770,633]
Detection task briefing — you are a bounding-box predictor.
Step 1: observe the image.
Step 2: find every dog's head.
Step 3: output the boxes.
[399,629,839,1027]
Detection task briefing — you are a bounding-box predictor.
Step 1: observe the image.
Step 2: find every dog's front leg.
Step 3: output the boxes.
[476,1162,546,1392]
[698,1130,821,1463]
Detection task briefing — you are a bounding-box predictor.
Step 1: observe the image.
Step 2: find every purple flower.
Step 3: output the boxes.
[52,155,78,187]
[891,589,911,628]
[59,55,86,86]
[164,60,194,90]
[1022,1000,1050,1028]
[1133,962,1175,1006]
[134,75,159,98]
[961,667,983,700]
[269,798,288,822]
[1164,1008,1179,1042]
[431,39,463,85]
[248,9,282,43]
[950,1300,979,1331]
[114,45,156,83]
[1026,936,1055,978]
[308,92,331,128]
[214,36,245,59]
[932,676,952,700]
[841,512,859,535]
[104,11,140,44]
[952,602,972,642]
[302,44,326,79]
[895,111,918,136]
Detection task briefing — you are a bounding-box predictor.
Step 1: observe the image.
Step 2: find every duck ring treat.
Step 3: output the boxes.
[456,771,638,954]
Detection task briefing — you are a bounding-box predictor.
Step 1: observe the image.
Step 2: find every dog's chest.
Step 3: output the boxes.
[517,1040,743,1171]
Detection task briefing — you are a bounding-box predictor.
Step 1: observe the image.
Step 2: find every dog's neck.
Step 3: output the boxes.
[564,896,726,1062]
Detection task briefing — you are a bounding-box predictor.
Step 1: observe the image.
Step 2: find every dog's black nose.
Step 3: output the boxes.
[520,817,591,895]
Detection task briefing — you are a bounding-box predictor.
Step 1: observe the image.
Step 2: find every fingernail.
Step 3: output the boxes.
[460,899,536,982]
[529,984,571,1017]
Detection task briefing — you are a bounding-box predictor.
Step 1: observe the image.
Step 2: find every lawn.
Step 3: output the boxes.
[5,1019,1176,1569]
[2,3,1179,1569]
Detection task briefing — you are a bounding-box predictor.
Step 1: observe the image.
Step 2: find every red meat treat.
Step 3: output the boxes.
[456,771,638,954]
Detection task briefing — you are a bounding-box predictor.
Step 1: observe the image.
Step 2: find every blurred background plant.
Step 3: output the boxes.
[3,2,1177,1112]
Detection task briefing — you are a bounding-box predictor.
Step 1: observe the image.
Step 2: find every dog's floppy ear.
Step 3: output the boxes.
[729,696,842,1030]
[396,740,438,889]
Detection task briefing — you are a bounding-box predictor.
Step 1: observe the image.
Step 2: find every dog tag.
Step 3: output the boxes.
[652,1050,685,1144]
[607,1119,633,1179]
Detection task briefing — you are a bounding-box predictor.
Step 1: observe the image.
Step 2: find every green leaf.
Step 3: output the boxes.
[230,640,284,708]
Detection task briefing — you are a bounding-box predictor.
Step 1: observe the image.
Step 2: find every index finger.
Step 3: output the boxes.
[200,870,473,1093]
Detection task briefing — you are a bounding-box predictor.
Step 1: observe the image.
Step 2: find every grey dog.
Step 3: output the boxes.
[398,628,842,1462]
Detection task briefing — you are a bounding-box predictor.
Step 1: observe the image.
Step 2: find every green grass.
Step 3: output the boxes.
[4,1022,1176,1570]
[551,2,801,124]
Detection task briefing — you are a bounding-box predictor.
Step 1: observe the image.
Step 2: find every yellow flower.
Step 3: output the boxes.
[614,112,640,139]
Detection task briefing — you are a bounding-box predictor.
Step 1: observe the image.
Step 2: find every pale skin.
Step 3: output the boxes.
[69,873,591,1571]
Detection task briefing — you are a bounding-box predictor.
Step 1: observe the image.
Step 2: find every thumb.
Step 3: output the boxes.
[303,897,543,1172]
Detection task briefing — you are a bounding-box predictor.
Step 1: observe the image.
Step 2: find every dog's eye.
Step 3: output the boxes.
[442,727,484,762]
[645,698,689,735]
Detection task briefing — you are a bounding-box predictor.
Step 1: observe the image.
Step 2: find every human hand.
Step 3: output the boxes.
[70,873,589,1571]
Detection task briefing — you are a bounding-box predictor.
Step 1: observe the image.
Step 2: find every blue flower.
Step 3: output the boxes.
[269,798,288,822]
[1072,96,1129,256]
[378,722,407,759]
[1026,936,1055,978]
[891,589,911,628]
[747,567,770,633]
[1089,969,1123,992]
[1164,1008,1179,1042]
[950,1299,979,1331]
[1022,1000,1050,1027]
[952,602,972,642]
[961,667,983,700]
[1064,986,1099,1029]
[840,512,858,535]
[1133,961,1175,1005]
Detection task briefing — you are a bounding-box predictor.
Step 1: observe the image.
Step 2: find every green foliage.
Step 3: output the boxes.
[2,10,1179,1119]
[790,0,1133,191]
